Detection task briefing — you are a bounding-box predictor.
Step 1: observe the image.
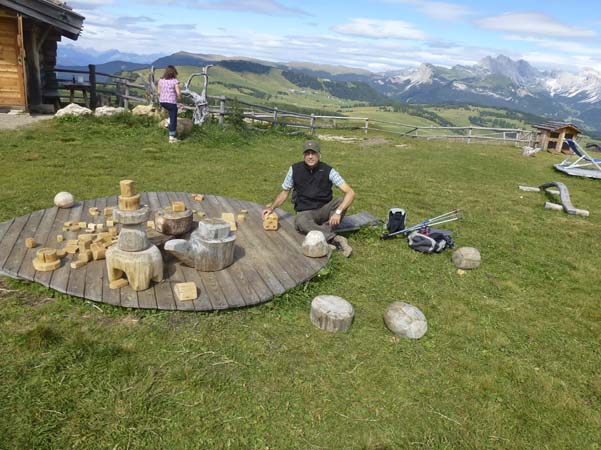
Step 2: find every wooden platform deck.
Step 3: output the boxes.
[0,193,378,311]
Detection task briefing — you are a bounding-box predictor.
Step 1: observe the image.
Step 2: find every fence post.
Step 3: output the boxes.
[415,128,419,138]
[310,113,315,135]
[219,99,225,126]
[364,118,369,135]
[123,84,129,110]
[467,127,472,144]
[88,64,97,110]
[273,107,278,128]
[515,131,520,147]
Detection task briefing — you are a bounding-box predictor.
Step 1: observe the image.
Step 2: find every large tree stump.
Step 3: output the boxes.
[310,295,354,333]
[164,218,236,272]
[106,246,163,291]
[155,206,193,235]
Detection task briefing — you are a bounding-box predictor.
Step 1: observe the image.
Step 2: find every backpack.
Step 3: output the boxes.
[407,227,454,253]
[386,208,406,234]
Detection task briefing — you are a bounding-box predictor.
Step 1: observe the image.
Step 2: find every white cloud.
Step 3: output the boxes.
[382,0,471,21]
[475,12,596,38]
[137,0,308,16]
[332,18,427,40]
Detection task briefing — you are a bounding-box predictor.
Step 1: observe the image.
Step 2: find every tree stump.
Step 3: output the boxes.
[310,295,354,333]
[154,206,193,236]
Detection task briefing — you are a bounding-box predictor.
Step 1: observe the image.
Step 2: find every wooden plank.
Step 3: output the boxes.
[226,197,292,294]
[175,193,227,311]
[0,219,13,246]
[135,192,157,309]
[0,214,30,274]
[38,203,76,289]
[2,208,45,277]
[83,196,106,303]
[65,198,96,299]
[209,194,277,305]
[101,195,120,307]
[240,200,321,284]
[193,193,249,309]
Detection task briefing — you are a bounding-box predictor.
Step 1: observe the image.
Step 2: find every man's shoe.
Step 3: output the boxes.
[169,136,180,143]
[331,235,352,257]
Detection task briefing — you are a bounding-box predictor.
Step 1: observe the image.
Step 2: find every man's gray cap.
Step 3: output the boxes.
[303,140,321,153]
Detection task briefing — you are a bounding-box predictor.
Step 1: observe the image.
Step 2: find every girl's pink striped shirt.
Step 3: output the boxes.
[158,78,179,104]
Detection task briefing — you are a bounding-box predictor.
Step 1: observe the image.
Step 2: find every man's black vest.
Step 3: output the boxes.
[291,161,333,212]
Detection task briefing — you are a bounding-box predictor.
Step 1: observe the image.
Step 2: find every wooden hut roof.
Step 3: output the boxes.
[533,121,582,133]
[0,0,84,39]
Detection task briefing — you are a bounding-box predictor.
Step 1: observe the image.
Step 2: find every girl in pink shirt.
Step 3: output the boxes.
[157,65,181,143]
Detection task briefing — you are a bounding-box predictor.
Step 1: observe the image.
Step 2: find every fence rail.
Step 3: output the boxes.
[45,64,536,146]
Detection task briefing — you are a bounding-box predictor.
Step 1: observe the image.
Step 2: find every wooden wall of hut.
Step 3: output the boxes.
[0,6,26,108]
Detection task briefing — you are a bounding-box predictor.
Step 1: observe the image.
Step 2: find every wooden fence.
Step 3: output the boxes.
[46,65,535,146]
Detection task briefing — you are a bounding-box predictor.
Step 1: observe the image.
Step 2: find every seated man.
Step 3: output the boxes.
[261,140,355,257]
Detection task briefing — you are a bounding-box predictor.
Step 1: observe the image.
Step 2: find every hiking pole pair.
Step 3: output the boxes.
[381,209,462,240]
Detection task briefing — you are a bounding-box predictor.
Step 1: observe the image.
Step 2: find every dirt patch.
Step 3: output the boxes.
[360,137,391,147]
[316,134,360,143]
[0,113,53,131]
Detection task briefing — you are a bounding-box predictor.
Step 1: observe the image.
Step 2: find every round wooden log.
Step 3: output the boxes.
[310,295,354,333]
[155,207,193,236]
[33,248,61,272]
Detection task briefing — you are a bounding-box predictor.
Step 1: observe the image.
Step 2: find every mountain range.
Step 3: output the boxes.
[58,46,601,134]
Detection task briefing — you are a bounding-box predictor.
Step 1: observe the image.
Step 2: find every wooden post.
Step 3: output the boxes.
[364,118,369,134]
[467,127,472,144]
[219,99,225,126]
[124,84,129,110]
[88,64,97,110]
[310,113,315,135]
[273,107,278,128]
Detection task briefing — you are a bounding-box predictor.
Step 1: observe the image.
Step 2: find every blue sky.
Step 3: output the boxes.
[66,0,601,72]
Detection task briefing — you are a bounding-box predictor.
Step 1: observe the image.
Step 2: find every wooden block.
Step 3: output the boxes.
[96,224,104,232]
[147,220,155,229]
[109,278,129,290]
[68,225,81,232]
[171,201,185,212]
[263,212,279,231]
[78,221,86,229]
[104,207,113,217]
[106,219,114,227]
[103,240,115,249]
[194,211,206,221]
[57,234,64,243]
[240,209,248,216]
[118,194,141,211]
[109,226,118,236]
[119,180,136,197]
[90,243,106,260]
[78,233,94,243]
[89,207,99,216]
[56,248,66,258]
[25,237,36,249]
[221,212,237,231]
[237,214,246,223]
[78,249,92,262]
[33,248,61,271]
[174,282,197,301]
[65,245,79,255]
[70,260,87,269]
[78,241,92,253]
[193,194,204,202]
[87,223,96,232]
[64,221,73,227]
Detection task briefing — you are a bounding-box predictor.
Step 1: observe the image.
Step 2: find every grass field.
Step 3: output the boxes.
[0,115,600,449]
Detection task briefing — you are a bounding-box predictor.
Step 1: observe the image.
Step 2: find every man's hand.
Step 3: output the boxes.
[329,212,341,227]
[261,208,274,220]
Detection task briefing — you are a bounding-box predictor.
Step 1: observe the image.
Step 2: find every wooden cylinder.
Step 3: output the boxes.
[118,194,141,211]
[119,180,136,197]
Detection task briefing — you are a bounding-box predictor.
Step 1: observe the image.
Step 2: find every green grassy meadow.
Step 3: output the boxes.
[0,115,600,449]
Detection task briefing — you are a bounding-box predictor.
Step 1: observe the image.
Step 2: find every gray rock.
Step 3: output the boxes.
[302,230,329,258]
[310,295,354,332]
[452,247,481,269]
[53,191,74,208]
[384,302,427,339]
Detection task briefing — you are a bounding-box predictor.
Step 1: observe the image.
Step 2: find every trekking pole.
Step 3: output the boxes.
[381,209,461,240]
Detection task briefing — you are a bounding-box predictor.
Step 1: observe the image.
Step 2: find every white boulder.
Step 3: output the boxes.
[384,302,427,339]
[94,106,125,117]
[55,103,92,117]
[54,192,75,208]
[452,247,481,270]
[302,230,329,258]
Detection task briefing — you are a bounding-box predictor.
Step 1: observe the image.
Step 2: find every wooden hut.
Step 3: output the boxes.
[533,121,582,154]
[0,0,84,111]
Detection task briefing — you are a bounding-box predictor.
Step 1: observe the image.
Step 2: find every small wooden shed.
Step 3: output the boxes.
[0,0,84,111]
[533,121,582,153]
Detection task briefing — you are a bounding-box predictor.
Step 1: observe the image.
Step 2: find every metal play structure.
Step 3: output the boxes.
[555,139,601,179]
